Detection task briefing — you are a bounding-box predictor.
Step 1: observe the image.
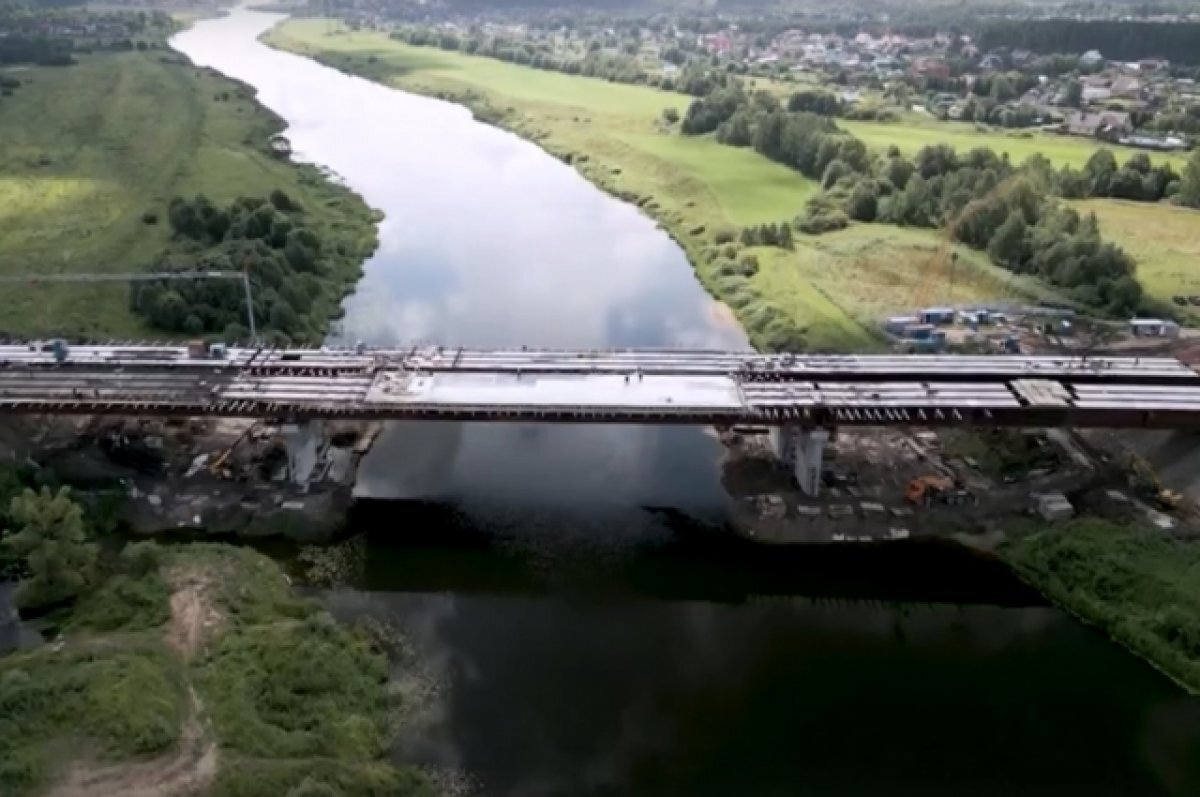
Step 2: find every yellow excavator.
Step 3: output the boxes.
[1128,455,1182,511]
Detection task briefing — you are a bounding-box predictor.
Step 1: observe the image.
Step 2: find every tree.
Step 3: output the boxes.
[3,487,96,609]
[915,144,958,179]
[987,210,1030,270]
[661,107,679,125]
[1065,80,1083,108]
[821,159,852,190]
[777,223,794,250]
[716,111,752,147]
[989,74,1016,103]
[1084,149,1119,197]
[1180,148,1200,209]
[881,157,914,191]
[846,183,878,222]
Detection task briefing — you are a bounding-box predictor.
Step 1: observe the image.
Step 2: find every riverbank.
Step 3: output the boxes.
[0,538,432,796]
[271,20,1030,352]
[259,22,862,351]
[0,45,378,339]
[1001,518,1200,694]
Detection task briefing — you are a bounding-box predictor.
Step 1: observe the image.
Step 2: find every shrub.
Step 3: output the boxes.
[797,208,849,235]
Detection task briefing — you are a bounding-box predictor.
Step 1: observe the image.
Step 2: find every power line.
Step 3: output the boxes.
[0,270,258,341]
[0,271,243,283]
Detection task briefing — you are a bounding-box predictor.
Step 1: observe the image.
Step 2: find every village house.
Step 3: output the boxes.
[979,53,1004,71]
[1062,109,1132,140]
[910,56,950,79]
[1110,76,1142,99]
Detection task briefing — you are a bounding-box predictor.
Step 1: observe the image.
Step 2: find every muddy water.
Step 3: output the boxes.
[173,12,1200,797]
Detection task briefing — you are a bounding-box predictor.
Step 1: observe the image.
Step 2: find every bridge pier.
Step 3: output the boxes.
[279,420,325,486]
[770,425,830,497]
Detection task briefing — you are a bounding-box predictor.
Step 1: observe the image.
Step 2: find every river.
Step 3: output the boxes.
[172,11,1200,796]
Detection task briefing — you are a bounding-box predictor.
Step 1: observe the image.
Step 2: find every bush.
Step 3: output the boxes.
[713,227,737,245]
[1002,519,1200,691]
[0,644,187,796]
[797,208,849,235]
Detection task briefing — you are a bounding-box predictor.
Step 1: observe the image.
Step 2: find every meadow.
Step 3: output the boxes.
[0,51,373,338]
[841,113,1190,170]
[268,20,1074,350]
[1072,199,1200,313]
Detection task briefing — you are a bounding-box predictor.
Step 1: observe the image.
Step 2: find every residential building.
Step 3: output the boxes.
[1062,109,1132,139]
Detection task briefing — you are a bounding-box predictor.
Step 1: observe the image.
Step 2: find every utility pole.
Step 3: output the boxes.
[0,270,258,343]
[239,256,258,343]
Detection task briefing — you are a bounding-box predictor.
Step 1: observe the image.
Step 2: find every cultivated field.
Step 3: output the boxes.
[0,51,367,337]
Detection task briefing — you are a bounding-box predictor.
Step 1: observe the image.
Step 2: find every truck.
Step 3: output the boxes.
[905,475,976,507]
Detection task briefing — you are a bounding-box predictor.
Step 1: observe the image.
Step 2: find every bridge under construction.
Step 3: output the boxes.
[3,342,1198,494]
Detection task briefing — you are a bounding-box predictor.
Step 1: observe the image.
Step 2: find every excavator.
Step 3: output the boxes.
[906,475,977,507]
[1128,455,1182,511]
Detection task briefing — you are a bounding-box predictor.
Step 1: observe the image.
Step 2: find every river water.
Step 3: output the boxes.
[173,11,1200,796]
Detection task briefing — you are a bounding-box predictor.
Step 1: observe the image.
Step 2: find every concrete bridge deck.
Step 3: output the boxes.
[0,343,1199,428]
[2,344,1195,383]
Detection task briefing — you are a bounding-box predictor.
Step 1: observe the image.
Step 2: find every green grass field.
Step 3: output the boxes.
[0,51,372,338]
[1071,199,1200,310]
[841,113,1189,170]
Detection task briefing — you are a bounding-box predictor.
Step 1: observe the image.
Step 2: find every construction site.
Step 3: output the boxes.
[722,417,1198,545]
[2,414,381,539]
[724,198,1200,547]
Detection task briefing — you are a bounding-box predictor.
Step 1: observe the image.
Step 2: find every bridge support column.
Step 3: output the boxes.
[280,420,325,486]
[770,425,829,497]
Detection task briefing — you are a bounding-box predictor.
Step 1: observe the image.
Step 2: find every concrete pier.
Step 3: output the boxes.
[770,425,830,497]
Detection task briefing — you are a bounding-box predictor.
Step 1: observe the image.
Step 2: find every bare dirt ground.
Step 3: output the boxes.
[44,569,223,797]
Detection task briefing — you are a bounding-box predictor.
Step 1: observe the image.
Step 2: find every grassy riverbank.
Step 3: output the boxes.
[267,20,1071,351]
[0,540,431,796]
[0,48,378,339]
[1001,519,1200,693]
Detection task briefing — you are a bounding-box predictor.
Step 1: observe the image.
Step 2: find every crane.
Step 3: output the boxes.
[0,269,258,341]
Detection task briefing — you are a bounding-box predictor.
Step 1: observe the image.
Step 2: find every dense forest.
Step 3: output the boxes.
[130,193,353,344]
[978,20,1200,65]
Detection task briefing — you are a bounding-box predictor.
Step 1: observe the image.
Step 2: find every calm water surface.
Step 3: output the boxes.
[174,12,1200,796]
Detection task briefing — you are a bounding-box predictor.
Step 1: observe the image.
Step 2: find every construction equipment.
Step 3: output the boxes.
[905,475,976,507]
[1128,455,1183,511]
[209,422,260,479]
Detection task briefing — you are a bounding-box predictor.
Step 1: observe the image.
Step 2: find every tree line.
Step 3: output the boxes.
[679,85,1180,315]
[389,26,732,95]
[130,192,339,345]
[978,20,1200,66]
